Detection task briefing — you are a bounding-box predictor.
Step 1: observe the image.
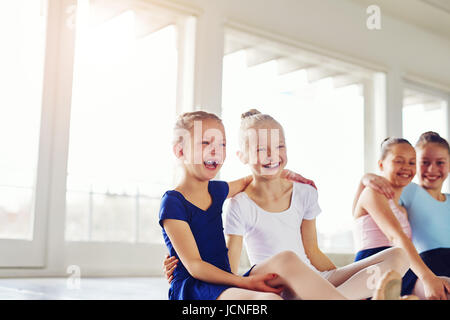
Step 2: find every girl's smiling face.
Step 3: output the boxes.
[416,143,450,191]
[176,118,226,181]
[379,143,416,188]
[239,120,287,179]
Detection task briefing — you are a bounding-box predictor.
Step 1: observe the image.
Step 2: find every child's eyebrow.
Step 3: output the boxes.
[421,157,447,160]
[203,138,226,143]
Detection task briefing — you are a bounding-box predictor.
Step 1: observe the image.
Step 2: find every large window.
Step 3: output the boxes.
[0,0,47,240]
[221,29,372,253]
[65,0,180,243]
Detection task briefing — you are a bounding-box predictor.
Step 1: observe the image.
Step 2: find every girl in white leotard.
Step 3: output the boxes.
[221,110,412,299]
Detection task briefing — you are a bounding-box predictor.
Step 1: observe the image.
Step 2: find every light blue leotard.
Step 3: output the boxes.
[400,182,450,254]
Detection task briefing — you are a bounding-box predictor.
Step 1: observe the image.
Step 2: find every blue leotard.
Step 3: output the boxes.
[400,183,450,253]
[159,180,252,300]
[400,182,450,280]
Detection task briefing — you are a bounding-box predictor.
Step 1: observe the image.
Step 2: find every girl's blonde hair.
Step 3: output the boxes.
[239,109,284,150]
[173,111,222,145]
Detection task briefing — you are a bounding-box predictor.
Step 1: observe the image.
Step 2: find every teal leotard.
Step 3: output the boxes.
[400,182,450,254]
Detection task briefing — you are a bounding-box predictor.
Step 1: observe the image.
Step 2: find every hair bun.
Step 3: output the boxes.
[241,109,261,120]
[420,131,441,139]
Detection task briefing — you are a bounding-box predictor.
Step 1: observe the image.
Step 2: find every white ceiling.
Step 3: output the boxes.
[352,0,450,41]
[421,0,450,14]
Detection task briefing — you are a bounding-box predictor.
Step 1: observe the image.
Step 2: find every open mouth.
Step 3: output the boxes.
[204,160,219,170]
[262,162,281,169]
[397,172,412,179]
[423,175,441,182]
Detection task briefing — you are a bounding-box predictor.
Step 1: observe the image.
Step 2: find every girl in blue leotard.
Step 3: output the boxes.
[355,132,450,299]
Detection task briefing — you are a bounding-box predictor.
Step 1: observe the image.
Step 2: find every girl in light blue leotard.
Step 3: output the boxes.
[399,132,450,299]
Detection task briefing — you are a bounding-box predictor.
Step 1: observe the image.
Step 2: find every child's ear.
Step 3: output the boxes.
[236,150,248,164]
[173,142,184,159]
[378,159,383,172]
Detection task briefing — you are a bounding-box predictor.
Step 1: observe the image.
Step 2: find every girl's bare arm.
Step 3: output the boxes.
[301,219,336,272]
[226,234,244,274]
[227,176,253,199]
[227,170,317,199]
[352,173,395,215]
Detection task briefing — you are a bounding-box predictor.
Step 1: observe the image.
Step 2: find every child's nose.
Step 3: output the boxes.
[427,163,438,172]
[209,144,223,156]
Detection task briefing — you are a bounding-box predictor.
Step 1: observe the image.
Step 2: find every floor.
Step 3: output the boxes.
[0,255,355,300]
[0,277,169,300]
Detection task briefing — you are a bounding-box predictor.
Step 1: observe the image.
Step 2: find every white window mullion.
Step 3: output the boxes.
[386,69,404,138]
[42,0,78,274]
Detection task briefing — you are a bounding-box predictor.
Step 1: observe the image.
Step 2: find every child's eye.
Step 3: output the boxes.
[202,141,210,145]
[278,145,285,149]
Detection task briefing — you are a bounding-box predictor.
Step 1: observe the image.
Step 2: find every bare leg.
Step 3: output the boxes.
[249,251,348,300]
[217,288,283,300]
[326,247,409,299]
[412,276,450,300]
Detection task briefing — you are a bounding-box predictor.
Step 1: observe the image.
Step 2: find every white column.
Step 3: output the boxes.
[365,69,404,175]
[370,69,404,161]
[363,79,377,173]
[370,72,388,163]
[385,68,404,138]
[176,16,197,115]
[192,2,225,115]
